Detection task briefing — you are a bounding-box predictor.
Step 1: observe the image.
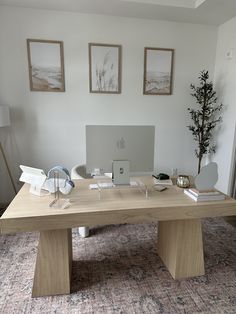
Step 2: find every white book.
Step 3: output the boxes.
[184,189,225,202]
[188,188,220,197]
[153,178,173,186]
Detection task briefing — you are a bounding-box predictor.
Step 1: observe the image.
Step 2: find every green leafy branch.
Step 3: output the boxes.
[187,70,223,174]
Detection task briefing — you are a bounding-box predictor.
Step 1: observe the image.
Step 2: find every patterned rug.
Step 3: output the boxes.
[0,218,236,314]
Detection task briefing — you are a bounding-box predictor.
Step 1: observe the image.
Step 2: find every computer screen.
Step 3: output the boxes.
[86,125,155,174]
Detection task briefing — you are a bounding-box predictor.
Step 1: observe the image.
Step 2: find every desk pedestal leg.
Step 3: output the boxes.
[157,219,205,279]
[32,229,72,297]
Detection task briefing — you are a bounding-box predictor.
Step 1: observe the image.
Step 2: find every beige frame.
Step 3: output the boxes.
[89,43,122,94]
[27,39,65,92]
[143,47,174,95]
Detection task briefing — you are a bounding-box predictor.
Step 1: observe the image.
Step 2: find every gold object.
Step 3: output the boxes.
[177,175,190,188]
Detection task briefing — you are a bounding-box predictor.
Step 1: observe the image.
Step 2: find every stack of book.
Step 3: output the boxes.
[184,188,225,202]
[153,178,173,186]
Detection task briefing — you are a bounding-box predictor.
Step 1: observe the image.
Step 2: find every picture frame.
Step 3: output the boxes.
[89,43,121,94]
[143,47,174,95]
[27,39,65,92]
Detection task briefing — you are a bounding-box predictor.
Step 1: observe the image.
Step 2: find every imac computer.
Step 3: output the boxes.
[86,125,155,184]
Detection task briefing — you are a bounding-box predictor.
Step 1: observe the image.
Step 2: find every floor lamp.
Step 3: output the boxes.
[0,105,17,195]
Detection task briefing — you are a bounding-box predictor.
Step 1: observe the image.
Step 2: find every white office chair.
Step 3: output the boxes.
[71,165,92,238]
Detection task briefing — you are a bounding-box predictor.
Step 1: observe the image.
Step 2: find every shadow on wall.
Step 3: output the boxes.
[229,122,236,198]
[214,74,236,227]
[224,122,236,228]
[0,128,18,203]
[0,105,36,203]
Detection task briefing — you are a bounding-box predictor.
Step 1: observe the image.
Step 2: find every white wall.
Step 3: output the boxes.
[0,6,217,202]
[214,16,236,194]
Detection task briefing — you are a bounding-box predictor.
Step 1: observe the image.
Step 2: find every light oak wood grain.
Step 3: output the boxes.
[1,177,236,234]
[157,219,205,279]
[32,229,72,297]
[1,176,236,295]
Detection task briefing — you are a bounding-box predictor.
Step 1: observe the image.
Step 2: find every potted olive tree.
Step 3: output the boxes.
[187,70,223,174]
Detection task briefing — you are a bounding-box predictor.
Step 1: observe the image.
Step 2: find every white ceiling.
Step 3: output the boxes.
[0,0,236,25]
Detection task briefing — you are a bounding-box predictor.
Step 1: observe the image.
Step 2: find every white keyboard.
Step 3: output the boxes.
[89,180,140,190]
[89,182,115,190]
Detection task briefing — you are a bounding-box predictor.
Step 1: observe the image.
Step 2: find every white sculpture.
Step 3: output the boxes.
[195,162,218,191]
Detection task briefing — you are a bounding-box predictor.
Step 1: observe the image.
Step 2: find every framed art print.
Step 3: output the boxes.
[143,47,174,95]
[89,43,121,94]
[27,39,65,92]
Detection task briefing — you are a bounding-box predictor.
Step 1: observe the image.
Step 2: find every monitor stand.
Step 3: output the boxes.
[29,185,49,196]
[112,160,130,185]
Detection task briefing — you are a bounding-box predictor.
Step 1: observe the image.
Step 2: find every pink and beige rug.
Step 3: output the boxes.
[0,218,236,313]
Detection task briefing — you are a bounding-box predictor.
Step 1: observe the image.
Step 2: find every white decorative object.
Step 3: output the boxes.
[195,162,218,191]
[19,165,48,196]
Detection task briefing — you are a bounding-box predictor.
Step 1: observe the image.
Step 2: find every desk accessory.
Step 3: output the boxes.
[177,175,190,188]
[44,166,75,195]
[91,179,148,200]
[89,182,115,189]
[187,188,220,196]
[46,167,73,209]
[152,173,169,180]
[0,105,17,194]
[195,162,218,191]
[184,188,225,201]
[19,165,48,196]
[184,162,223,202]
[153,178,173,186]
[89,180,142,190]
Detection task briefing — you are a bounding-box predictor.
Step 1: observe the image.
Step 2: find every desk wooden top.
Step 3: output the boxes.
[1,177,236,234]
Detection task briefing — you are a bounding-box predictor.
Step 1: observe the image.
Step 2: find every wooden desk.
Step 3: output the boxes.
[1,177,236,297]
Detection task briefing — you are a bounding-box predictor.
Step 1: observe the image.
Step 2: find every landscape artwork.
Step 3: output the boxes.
[89,43,121,94]
[143,48,174,95]
[27,39,65,92]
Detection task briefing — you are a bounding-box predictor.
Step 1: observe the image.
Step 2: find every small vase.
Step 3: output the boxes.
[177,175,190,188]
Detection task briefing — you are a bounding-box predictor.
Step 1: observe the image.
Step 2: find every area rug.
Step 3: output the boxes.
[0,218,236,314]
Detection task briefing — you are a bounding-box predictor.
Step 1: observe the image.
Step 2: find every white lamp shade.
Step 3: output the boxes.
[0,105,10,127]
